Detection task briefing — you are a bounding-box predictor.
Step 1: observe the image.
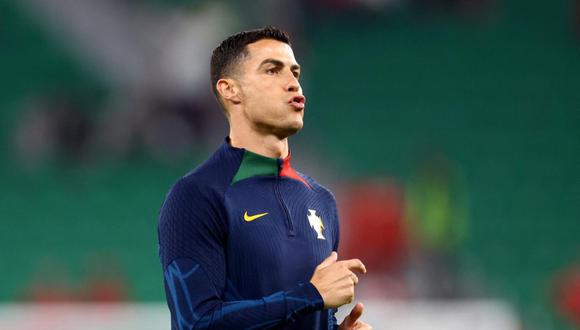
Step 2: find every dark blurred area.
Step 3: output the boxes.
[0,0,578,329]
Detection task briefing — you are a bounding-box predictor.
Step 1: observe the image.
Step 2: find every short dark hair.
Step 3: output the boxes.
[210,26,291,102]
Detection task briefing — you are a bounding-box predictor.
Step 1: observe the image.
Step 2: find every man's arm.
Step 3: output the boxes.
[158,179,323,329]
[163,258,323,329]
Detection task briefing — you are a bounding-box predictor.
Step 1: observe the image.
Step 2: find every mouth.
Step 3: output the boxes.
[288,95,306,110]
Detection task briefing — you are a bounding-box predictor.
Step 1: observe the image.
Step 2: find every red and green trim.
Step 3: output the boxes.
[279,153,311,189]
[231,149,311,189]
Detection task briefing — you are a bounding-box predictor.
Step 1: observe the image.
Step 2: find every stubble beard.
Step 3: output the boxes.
[250,111,303,140]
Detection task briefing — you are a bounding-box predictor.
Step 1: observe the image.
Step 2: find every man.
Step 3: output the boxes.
[158,26,371,329]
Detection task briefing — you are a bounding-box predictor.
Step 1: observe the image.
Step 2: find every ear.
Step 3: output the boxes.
[216,78,242,105]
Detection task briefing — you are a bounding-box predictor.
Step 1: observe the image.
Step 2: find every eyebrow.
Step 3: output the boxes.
[258,58,301,72]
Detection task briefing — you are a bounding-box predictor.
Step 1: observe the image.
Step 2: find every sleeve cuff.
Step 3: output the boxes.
[282,282,325,323]
[296,282,325,310]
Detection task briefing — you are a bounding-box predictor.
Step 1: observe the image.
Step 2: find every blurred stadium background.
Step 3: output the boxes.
[1,0,579,329]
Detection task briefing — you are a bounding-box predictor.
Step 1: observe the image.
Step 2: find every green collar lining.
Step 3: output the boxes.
[232,149,279,185]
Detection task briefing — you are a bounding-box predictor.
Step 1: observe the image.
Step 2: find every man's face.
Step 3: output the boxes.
[235,39,305,139]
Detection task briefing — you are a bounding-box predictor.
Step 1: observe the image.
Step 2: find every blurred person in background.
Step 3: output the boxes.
[97,90,216,162]
[339,180,409,299]
[81,252,129,302]
[552,263,580,328]
[14,93,93,167]
[405,151,470,298]
[22,256,74,303]
[158,27,371,329]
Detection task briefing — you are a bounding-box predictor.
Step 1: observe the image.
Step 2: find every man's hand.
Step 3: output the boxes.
[310,252,366,308]
[338,303,372,329]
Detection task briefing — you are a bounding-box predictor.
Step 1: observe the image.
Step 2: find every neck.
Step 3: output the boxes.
[229,124,289,159]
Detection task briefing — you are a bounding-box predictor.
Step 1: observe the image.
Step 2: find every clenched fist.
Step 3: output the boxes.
[309,252,367,308]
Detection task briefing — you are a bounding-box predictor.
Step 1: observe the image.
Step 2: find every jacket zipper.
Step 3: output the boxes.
[275,160,295,236]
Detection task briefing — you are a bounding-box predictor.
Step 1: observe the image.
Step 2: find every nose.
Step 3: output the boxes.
[286,72,300,93]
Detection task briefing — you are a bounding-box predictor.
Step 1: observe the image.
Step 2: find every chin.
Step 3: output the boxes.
[289,119,304,133]
[273,121,303,138]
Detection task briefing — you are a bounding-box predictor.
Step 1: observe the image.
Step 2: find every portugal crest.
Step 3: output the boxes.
[307,209,325,240]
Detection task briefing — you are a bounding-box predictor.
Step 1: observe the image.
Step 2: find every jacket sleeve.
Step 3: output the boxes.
[158,178,324,330]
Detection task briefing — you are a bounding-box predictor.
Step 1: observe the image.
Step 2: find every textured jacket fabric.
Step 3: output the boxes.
[158,137,340,329]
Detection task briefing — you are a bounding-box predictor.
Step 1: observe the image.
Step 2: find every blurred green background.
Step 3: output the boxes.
[0,0,578,329]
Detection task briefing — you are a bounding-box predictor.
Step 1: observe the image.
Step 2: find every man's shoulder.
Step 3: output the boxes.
[167,143,244,201]
[295,170,337,203]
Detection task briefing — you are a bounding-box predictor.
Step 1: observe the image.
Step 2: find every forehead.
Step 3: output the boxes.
[243,39,298,67]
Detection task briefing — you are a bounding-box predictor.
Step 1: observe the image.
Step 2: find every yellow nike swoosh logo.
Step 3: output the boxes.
[244,211,269,222]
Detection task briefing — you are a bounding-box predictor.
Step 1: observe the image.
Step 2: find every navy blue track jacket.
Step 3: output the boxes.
[158,137,340,329]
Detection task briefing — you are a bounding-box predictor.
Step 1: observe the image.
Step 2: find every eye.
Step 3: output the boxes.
[266,68,277,75]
